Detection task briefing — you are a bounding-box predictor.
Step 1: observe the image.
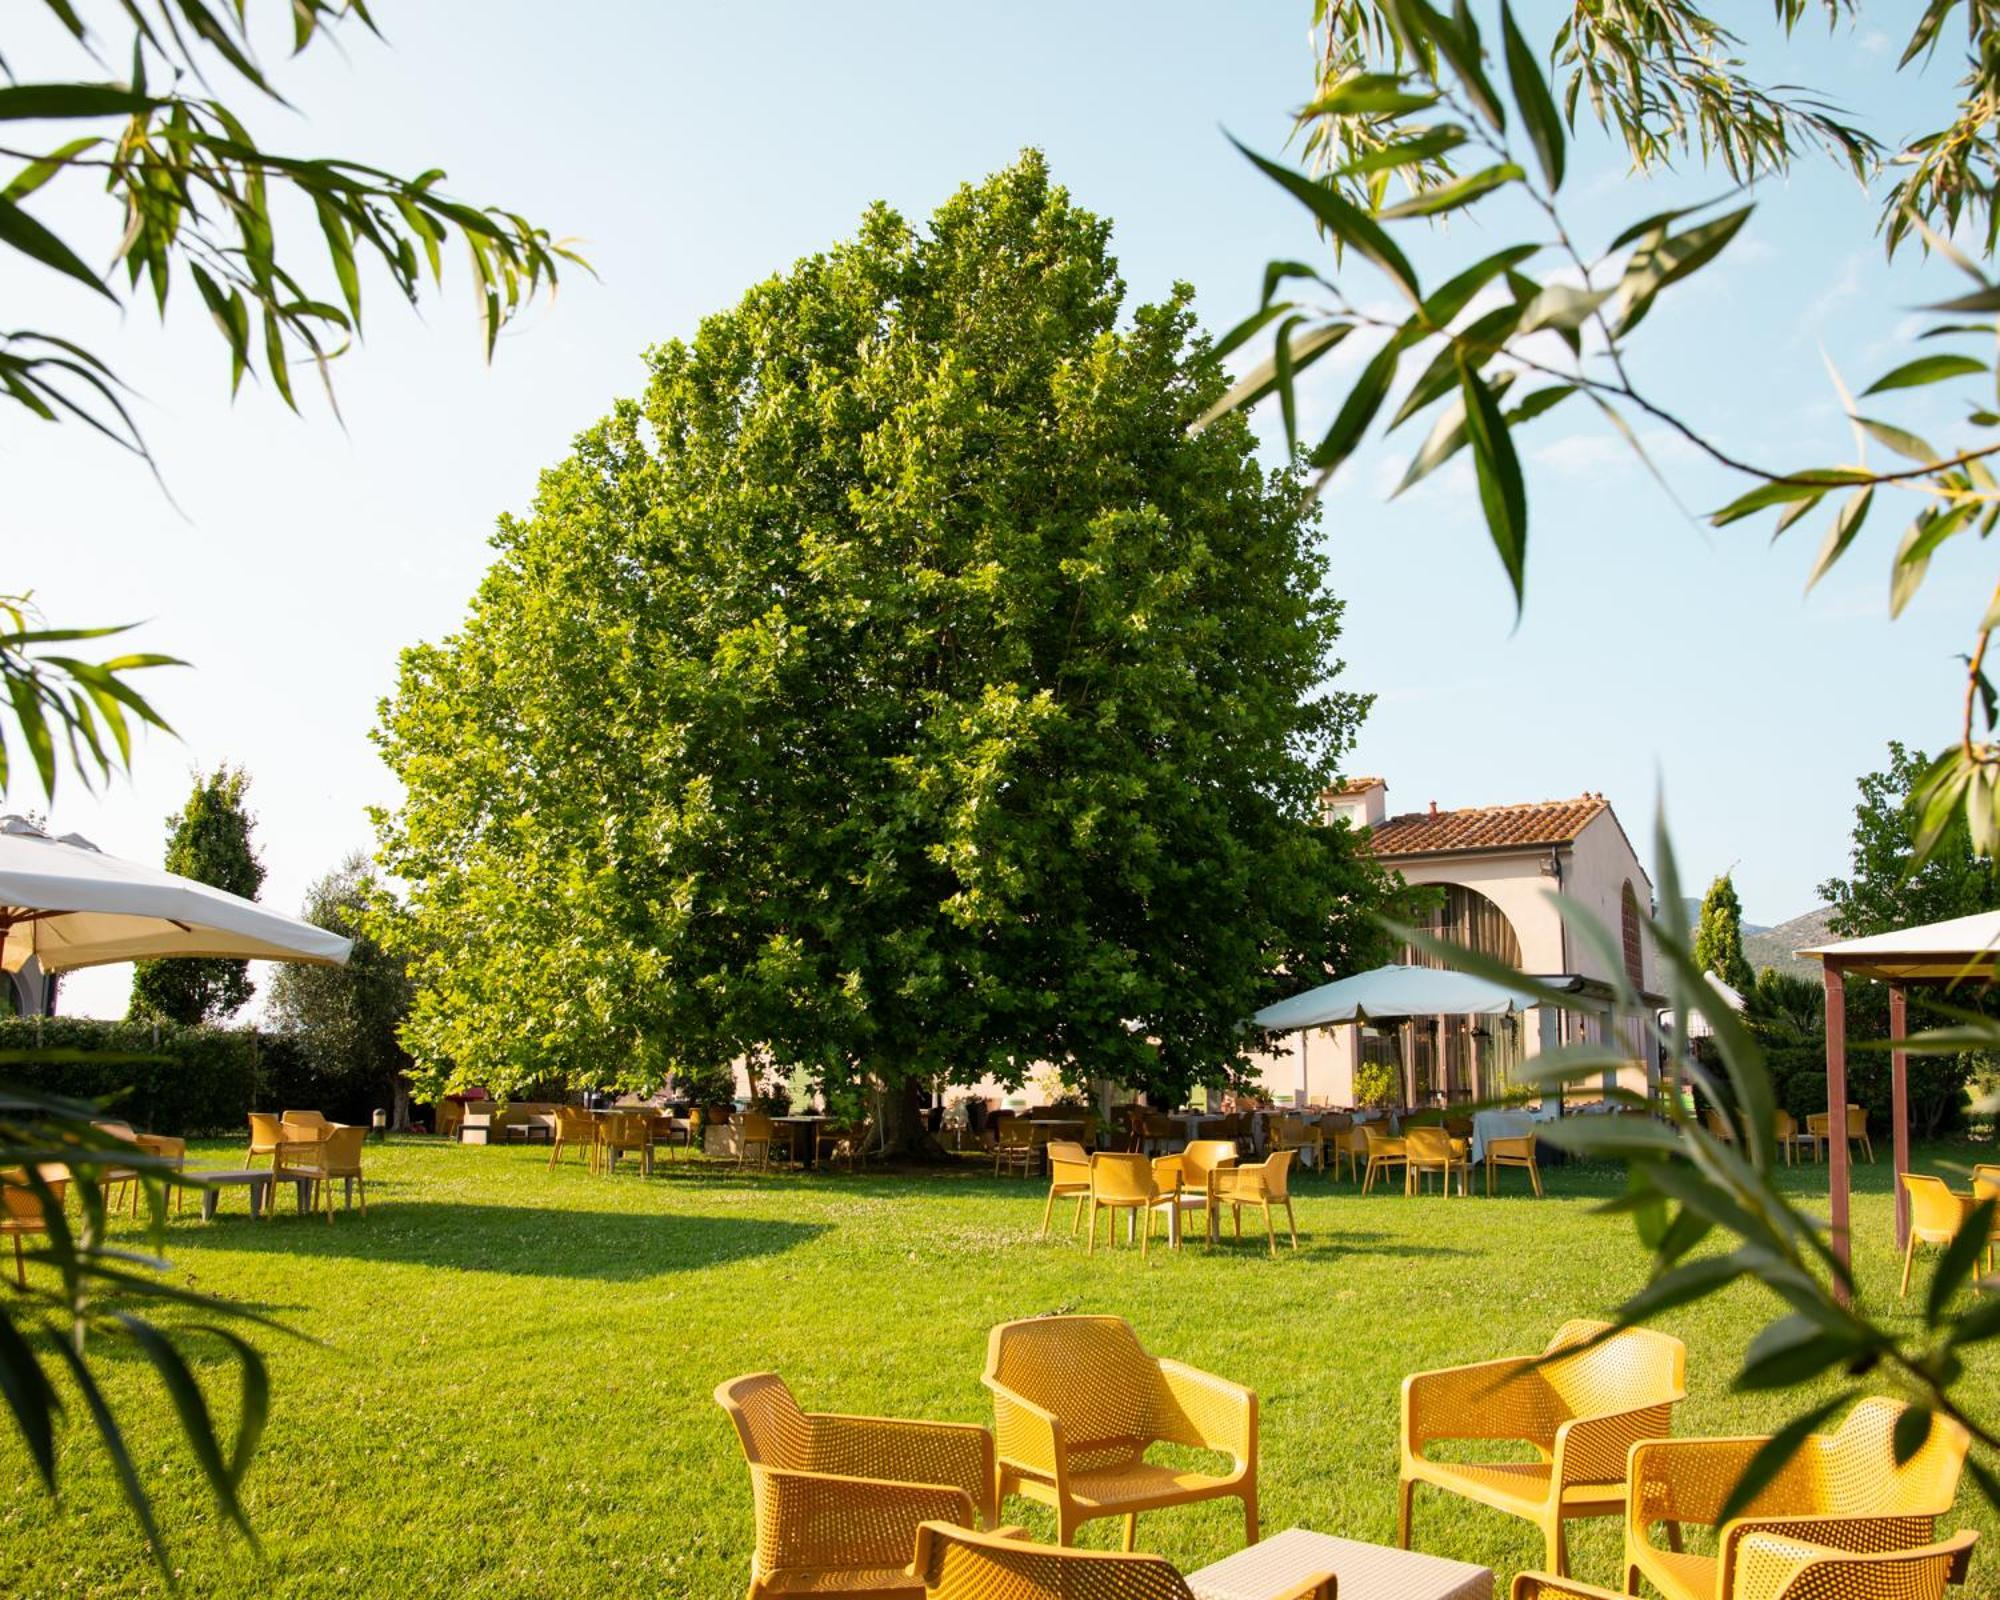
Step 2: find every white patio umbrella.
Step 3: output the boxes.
[1252,962,1535,1032]
[0,814,351,976]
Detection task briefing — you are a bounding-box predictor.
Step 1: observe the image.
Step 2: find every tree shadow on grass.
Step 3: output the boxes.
[162,1203,828,1282]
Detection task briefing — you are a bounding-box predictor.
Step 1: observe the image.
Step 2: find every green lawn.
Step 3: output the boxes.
[2,1137,1995,1598]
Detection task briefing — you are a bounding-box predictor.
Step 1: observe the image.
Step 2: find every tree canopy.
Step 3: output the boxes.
[374,151,1405,1124]
[265,852,415,1124]
[128,765,265,1023]
[1821,739,2000,938]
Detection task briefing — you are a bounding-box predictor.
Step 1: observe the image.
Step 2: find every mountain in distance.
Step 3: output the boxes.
[1676,898,1833,982]
[1679,896,1769,936]
[1744,907,1836,982]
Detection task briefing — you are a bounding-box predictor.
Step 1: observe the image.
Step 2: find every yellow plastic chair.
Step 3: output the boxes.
[1513,1531,1976,1600]
[1702,1105,1736,1143]
[816,1118,873,1173]
[282,1108,331,1132]
[1360,1121,1406,1194]
[1404,1125,1469,1196]
[1485,1132,1543,1196]
[1972,1164,2000,1273]
[1400,1317,1687,1576]
[1137,1112,1175,1155]
[134,1132,187,1215]
[1214,1149,1299,1255]
[994,1118,1036,1178]
[1807,1104,1874,1165]
[1327,1118,1368,1183]
[548,1105,596,1170]
[1085,1152,1176,1257]
[1,1167,67,1288]
[1899,1173,1976,1298]
[275,1124,367,1221]
[1040,1140,1093,1238]
[1771,1110,1817,1166]
[736,1110,776,1171]
[246,1111,283,1168]
[1269,1115,1324,1171]
[601,1111,654,1177]
[983,1314,1258,1550]
[1148,1139,1237,1245]
[1624,1396,1972,1600]
[715,1371,998,1600]
[910,1522,1334,1600]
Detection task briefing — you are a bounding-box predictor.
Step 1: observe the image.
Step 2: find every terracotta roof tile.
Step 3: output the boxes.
[1323,776,1387,797]
[1365,794,1608,856]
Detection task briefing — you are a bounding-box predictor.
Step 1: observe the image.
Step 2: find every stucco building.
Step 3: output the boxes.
[1253,779,1661,1107]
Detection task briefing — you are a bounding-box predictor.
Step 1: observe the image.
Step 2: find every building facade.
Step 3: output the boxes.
[1253,779,1661,1108]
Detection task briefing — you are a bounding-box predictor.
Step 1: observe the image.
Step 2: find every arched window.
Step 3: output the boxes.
[1398,884,1525,1103]
[1400,883,1524,971]
[1621,882,1645,990]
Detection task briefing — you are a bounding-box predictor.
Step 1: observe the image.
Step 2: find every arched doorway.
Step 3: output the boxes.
[1395,883,1526,1104]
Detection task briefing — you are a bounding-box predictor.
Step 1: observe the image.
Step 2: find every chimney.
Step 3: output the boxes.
[1428,800,1438,815]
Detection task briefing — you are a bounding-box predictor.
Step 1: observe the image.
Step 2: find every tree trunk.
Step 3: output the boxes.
[391,1073,414,1132]
[875,1073,950,1161]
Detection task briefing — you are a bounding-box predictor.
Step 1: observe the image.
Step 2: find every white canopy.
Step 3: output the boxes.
[1253,963,1536,1032]
[0,815,351,974]
[1797,909,2000,984]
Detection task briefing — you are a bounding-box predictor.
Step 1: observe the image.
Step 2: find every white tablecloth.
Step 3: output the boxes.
[1470,1107,1552,1163]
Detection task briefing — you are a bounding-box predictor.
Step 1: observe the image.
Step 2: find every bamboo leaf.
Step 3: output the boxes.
[1456,351,1528,610]
[1500,0,1565,191]
[1862,354,1987,395]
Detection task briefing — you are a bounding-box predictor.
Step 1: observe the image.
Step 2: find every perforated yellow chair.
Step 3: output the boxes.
[1085,1152,1177,1257]
[1899,1173,1976,1298]
[1327,1117,1368,1182]
[1041,1140,1094,1238]
[1361,1121,1406,1194]
[1514,1531,1976,1600]
[1149,1139,1237,1245]
[716,1372,998,1600]
[1214,1149,1299,1256]
[1485,1132,1543,1196]
[1404,1124,1469,1195]
[911,1523,1333,1600]
[275,1124,368,1221]
[245,1111,283,1167]
[994,1118,1037,1178]
[736,1110,777,1171]
[1268,1115,1323,1171]
[1624,1396,1971,1600]
[600,1110,655,1177]
[548,1105,596,1170]
[1,1167,67,1288]
[1973,1164,2000,1273]
[1807,1105,1875,1164]
[1400,1317,1687,1576]
[983,1314,1258,1550]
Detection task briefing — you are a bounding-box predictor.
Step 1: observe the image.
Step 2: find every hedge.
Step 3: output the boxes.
[0,1017,381,1136]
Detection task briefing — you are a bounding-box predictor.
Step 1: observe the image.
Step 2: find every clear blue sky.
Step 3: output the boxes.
[8,3,1979,1015]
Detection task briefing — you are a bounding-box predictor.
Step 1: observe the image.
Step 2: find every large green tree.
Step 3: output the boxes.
[1693,873,1756,996]
[375,151,1405,1144]
[128,765,265,1022]
[1820,740,2000,938]
[265,853,415,1127]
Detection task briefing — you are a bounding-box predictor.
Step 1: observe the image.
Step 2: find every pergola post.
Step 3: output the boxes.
[1824,960,1850,1302]
[1890,983,1910,1249]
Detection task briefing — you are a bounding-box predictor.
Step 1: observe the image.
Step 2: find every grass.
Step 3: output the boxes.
[1,1136,1996,1598]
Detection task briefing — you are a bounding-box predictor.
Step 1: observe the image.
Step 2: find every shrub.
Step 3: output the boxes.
[0,1017,372,1134]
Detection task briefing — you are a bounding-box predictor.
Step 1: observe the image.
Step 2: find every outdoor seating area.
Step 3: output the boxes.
[709,1307,1979,1600]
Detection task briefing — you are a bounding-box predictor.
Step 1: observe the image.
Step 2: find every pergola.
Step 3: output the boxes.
[1798,909,2000,1286]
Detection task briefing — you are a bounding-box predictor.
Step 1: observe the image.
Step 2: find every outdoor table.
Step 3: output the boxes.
[186,1168,311,1221]
[1187,1528,1490,1600]
[1171,1112,1225,1147]
[1469,1107,1549,1163]
[772,1115,826,1168]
